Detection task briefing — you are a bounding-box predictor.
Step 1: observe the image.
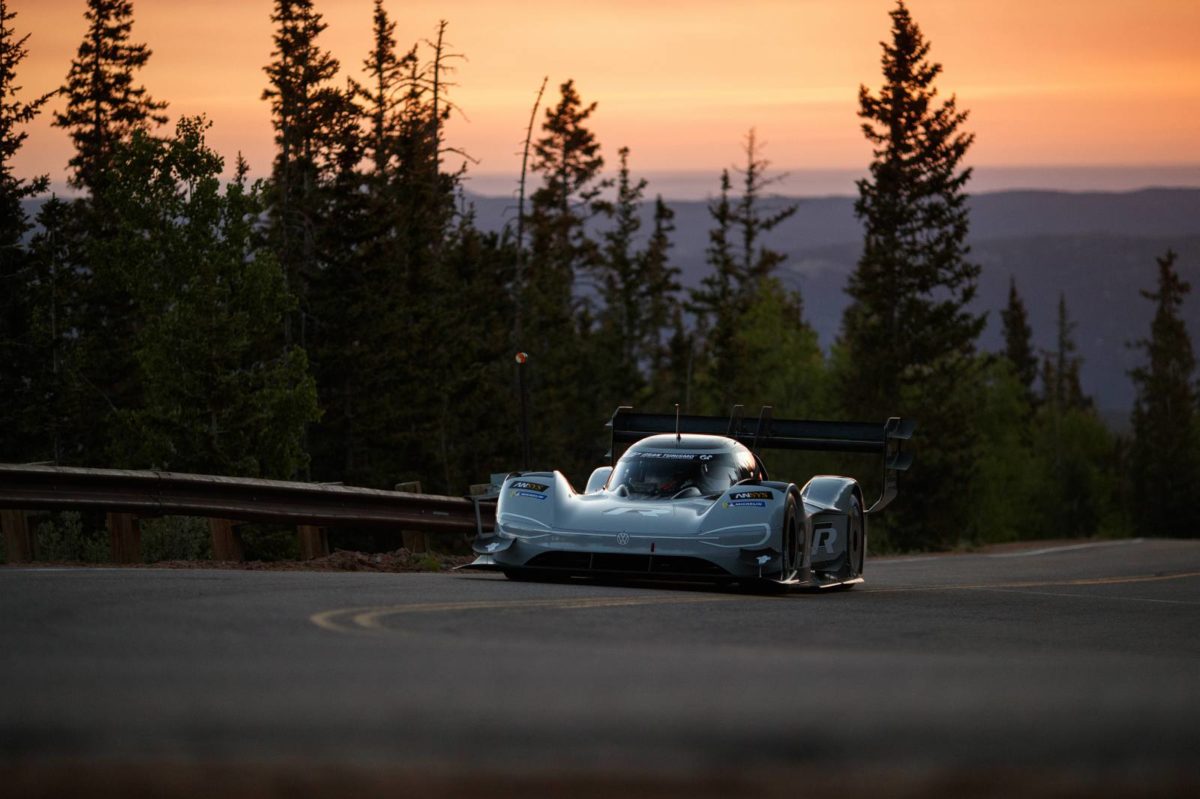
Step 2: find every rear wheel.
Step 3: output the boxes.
[846,493,865,580]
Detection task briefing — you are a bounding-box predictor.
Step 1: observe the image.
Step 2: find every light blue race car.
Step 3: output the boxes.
[468,406,914,589]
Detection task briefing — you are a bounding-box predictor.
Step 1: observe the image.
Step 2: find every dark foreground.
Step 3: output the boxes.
[2,539,1198,797]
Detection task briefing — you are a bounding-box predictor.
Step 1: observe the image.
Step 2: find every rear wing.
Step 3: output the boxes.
[606,405,915,513]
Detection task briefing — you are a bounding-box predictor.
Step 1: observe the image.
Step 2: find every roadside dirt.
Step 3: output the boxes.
[1,548,474,573]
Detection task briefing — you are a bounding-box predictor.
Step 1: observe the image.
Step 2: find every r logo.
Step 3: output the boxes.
[814,527,838,555]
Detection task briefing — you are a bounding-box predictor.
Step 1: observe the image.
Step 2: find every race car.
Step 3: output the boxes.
[467,406,913,588]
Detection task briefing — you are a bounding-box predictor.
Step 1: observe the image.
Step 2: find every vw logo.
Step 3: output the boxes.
[616,532,630,546]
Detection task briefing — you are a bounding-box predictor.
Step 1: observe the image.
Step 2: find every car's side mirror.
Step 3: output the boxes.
[585,466,613,494]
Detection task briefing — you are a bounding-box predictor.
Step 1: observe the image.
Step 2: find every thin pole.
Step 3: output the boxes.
[516,352,531,469]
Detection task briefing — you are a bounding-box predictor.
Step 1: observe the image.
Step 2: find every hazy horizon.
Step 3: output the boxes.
[29,163,1200,203]
[461,164,1200,200]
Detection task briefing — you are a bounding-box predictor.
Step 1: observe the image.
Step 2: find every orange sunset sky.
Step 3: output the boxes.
[8,0,1200,196]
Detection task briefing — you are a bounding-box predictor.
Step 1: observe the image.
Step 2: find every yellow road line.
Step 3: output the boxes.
[310,570,1200,634]
[861,570,1200,594]
[313,593,757,634]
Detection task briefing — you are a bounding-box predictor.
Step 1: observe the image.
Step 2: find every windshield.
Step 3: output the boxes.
[607,450,750,499]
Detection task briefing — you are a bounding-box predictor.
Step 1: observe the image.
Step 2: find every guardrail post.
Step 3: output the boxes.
[209,518,244,562]
[396,481,427,553]
[297,525,328,560]
[106,512,141,564]
[1,510,34,563]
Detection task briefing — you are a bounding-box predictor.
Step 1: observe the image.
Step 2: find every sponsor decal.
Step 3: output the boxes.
[511,480,549,492]
[511,490,547,500]
[723,500,767,508]
[813,526,838,554]
[637,451,704,461]
[730,490,772,501]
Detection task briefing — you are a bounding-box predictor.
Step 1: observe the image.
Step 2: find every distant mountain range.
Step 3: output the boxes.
[20,188,1200,418]
[466,187,1200,419]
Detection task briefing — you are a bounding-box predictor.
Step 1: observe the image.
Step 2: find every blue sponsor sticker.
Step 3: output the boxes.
[513,490,547,501]
[723,500,766,508]
[730,490,773,501]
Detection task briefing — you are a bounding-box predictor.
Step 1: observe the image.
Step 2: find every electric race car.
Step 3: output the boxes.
[468,406,914,589]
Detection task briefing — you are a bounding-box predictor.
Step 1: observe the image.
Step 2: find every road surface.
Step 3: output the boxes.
[2,538,1198,796]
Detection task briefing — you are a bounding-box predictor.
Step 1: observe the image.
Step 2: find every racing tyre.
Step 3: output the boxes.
[845,492,865,581]
[780,493,800,582]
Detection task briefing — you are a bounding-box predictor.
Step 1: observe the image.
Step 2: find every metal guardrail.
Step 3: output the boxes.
[0,463,497,563]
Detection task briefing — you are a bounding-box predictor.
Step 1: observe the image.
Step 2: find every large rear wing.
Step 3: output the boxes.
[606,405,915,513]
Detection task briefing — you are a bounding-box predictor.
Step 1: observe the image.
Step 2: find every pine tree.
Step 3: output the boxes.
[1129,250,1200,537]
[307,14,469,490]
[836,0,983,549]
[523,79,608,474]
[262,0,346,348]
[0,0,54,460]
[52,0,166,193]
[356,0,414,176]
[591,154,683,409]
[1040,294,1089,412]
[0,0,50,241]
[23,197,85,464]
[1033,293,1108,538]
[689,134,802,413]
[732,129,797,287]
[1000,276,1037,406]
[638,196,682,395]
[42,0,167,465]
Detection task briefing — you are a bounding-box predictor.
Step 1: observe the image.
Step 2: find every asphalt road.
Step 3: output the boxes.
[2,538,1199,796]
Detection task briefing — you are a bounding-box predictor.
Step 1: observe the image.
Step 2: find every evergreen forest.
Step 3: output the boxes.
[2,0,1198,558]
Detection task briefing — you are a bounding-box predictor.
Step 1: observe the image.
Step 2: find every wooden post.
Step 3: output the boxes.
[209,518,244,562]
[395,481,427,553]
[1,510,34,563]
[467,483,492,545]
[297,525,328,560]
[106,512,141,564]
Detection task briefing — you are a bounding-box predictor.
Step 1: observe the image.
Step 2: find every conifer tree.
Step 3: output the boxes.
[1000,276,1037,406]
[638,196,682,393]
[689,134,802,413]
[23,198,82,464]
[1031,293,1110,538]
[0,1,53,460]
[356,0,414,176]
[731,129,797,287]
[528,79,605,290]
[53,0,166,193]
[593,146,648,397]
[262,0,346,347]
[1129,250,1200,537]
[0,1,50,240]
[43,0,167,465]
[524,79,608,473]
[591,147,680,405]
[836,0,983,549]
[1040,294,1089,412]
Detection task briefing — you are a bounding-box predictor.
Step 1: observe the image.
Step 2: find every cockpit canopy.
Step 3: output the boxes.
[606,440,758,499]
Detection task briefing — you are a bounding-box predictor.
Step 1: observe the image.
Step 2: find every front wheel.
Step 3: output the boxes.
[845,493,865,580]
